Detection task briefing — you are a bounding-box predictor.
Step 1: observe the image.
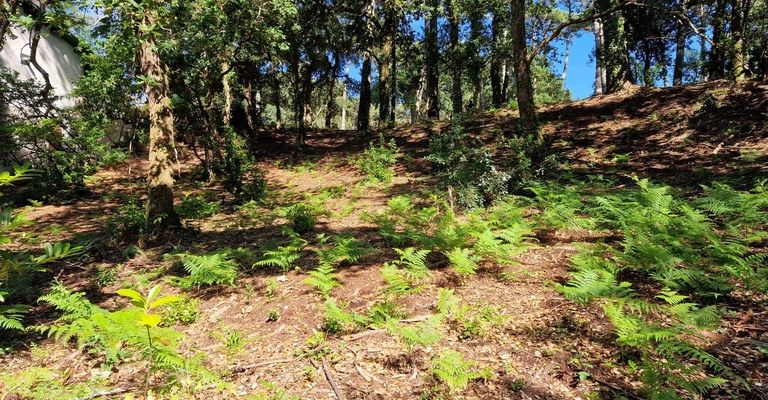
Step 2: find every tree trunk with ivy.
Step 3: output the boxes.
[138,10,180,244]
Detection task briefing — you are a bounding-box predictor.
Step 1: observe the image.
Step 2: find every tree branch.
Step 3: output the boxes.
[527,1,642,64]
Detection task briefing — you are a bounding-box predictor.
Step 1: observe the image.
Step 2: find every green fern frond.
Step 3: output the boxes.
[431,350,492,393]
[303,263,340,296]
[446,248,479,277]
[171,250,239,288]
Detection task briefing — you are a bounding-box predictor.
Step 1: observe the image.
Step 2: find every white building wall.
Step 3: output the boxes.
[0,23,82,109]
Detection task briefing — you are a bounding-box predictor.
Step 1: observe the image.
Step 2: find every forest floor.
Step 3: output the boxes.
[1,80,767,400]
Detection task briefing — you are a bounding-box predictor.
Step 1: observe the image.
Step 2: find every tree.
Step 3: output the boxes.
[424,0,440,120]
[138,3,181,240]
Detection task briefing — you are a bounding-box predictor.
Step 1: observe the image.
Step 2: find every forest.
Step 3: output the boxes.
[0,0,767,398]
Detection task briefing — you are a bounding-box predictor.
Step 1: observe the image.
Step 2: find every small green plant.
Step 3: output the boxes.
[285,203,317,234]
[264,278,279,299]
[93,264,119,288]
[161,296,200,326]
[303,263,340,297]
[106,199,146,238]
[357,134,398,183]
[254,230,308,272]
[385,315,444,351]
[431,350,492,393]
[321,298,367,333]
[176,194,221,220]
[223,329,247,356]
[267,307,280,322]
[169,250,239,289]
[381,247,431,294]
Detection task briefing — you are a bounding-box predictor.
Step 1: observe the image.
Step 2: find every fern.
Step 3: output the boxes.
[170,250,239,288]
[381,248,431,294]
[431,350,492,393]
[322,298,368,333]
[0,303,29,330]
[445,248,479,277]
[254,232,307,271]
[385,315,443,351]
[303,263,340,296]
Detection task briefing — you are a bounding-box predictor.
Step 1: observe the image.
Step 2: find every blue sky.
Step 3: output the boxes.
[552,33,597,100]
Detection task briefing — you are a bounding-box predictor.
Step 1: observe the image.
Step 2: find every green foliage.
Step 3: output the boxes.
[254,229,308,271]
[285,203,317,234]
[430,350,492,393]
[169,250,239,289]
[161,296,200,326]
[437,289,506,339]
[321,298,368,334]
[445,247,479,277]
[106,199,146,238]
[176,194,221,220]
[527,183,598,230]
[385,315,444,351]
[315,233,372,266]
[0,367,97,400]
[357,135,398,183]
[427,126,510,209]
[552,178,768,398]
[381,248,431,294]
[303,263,340,297]
[695,180,768,242]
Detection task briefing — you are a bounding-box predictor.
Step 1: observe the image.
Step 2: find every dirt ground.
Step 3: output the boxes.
[1,80,767,400]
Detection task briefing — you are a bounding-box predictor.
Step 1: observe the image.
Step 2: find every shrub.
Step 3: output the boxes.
[176,195,221,220]
[430,350,492,393]
[106,199,146,238]
[161,296,200,326]
[168,250,239,289]
[357,134,398,183]
[285,203,317,234]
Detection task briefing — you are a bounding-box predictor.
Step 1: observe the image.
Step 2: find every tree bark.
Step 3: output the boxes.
[672,19,686,86]
[594,19,607,94]
[424,0,440,120]
[378,4,396,127]
[511,0,538,134]
[358,51,372,131]
[138,11,180,242]
[596,0,633,92]
[709,0,726,79]
[729,0,745,81]
[447,0,463,115]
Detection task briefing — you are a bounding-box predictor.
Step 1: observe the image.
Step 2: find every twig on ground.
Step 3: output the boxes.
[75,388,131,400]
[321,355,345,400]
[232,358,294,373]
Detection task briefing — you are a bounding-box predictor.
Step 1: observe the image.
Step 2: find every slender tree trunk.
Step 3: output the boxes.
[29,22,53,111]
[597,0,633,92]
[468,8,483,110]
[642,40,653,86]
[709,0,726,79]
[511,0,537,134]
[390,35,397,124]
[594,19,607,94]
[379,49,392,125]
[730,0,745,81]
[299,63,312,146]
[673,20,686,85]
[326,59,339,129]
[424,0,440,120]
[698,4,708,81]
[562,34,571,81]
[447,0,463,115]
[221,62,234,125]
[490,12,503,108]
[341,64,349,130]
[358,52,372,131]
[138,12,180,242]
[272,67,282,129]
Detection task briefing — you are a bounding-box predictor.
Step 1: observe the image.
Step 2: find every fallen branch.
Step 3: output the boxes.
[591,376,644,400]
[321,355,345,400]
[75,388,131,400]
[232,358,294,373]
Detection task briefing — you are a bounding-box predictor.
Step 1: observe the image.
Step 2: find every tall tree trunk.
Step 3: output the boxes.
[358,52,372,131]
[272,67,282,129]
[379,5,396,126]
[597,0,633,92]
[490,12,503,108]
[730,0,745,81]
[642,40,653,86]
[299,63,312,146]
[29,21,53,112]
[341,64,349,130]
[698,4,708,81]
[390,35,397,124]
[326,59,339,129]
[138,11,180,242]
[709,0,726,79]
[468,8,483,110]
[511,0,537,134]
[221,63,234,125]
[594,19,607,94]
[561,34,571,81]
[424,0,440,120]
[673,19,686,85]
[447,0,463,115]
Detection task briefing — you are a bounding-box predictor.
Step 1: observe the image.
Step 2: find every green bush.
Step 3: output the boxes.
[106,200,146,238]
[285,203,317,234]
[176,195,221,220]
[357,135,398,183]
